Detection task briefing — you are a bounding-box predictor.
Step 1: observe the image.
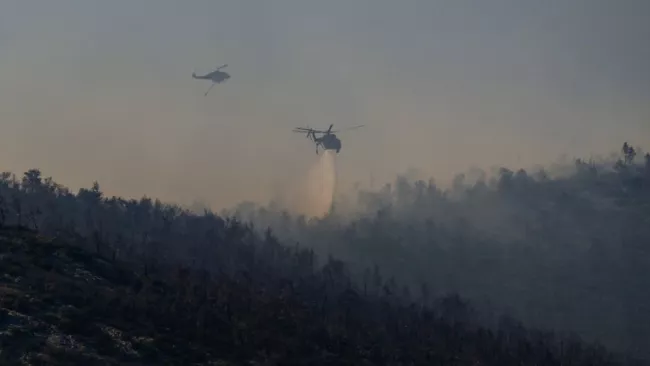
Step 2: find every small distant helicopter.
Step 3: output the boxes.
[293,124,364,154]
[192,64,230,96]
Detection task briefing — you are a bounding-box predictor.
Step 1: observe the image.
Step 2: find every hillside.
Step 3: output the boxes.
[0,224,637,365]
[228,145,650,359]
[1,146,649,364]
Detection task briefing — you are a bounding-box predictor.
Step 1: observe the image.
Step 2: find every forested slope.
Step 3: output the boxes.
[227,144,650,360]
[2,149,648,364]
[0,219,630,365]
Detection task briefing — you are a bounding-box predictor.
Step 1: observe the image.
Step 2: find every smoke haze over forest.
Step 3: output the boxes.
[2,2,650,363]
[2,0,649,210]
[2,143,650,362]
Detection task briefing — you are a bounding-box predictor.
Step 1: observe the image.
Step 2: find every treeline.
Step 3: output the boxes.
[0,143,648,364]
[225,143,650,360]
[0,225,627,365]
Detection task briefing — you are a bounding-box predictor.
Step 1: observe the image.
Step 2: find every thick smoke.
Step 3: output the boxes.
[224,145,650,360]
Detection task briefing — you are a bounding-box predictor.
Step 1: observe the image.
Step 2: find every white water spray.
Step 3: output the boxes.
[285,150,337,218]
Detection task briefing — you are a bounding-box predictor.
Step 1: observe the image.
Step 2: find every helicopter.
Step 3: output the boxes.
[192,64,230,96]
[292,124,364,154]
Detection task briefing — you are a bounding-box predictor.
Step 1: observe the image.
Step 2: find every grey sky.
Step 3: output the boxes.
[1,0,649,209]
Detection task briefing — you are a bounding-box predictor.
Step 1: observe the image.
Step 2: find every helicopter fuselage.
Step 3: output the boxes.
[293,124,362,155]
[314,133,341,153]
[193,71,230,83]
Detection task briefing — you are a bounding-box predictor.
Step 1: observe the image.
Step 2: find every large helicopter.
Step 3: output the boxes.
[192,64,230,96]
[293,124,364,154]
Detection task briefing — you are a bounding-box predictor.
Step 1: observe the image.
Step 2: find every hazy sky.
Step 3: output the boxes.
[1,0,649,209]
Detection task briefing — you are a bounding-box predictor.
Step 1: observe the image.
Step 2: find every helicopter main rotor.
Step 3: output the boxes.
[292,124,364,136]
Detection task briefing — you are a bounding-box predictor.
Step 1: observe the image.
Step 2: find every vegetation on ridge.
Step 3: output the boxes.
[0,142,648,364]
[0,226,628,365]
[227,143,650,360]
